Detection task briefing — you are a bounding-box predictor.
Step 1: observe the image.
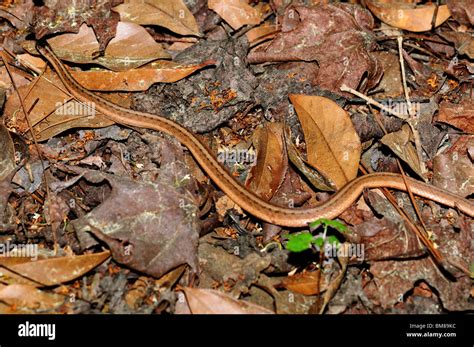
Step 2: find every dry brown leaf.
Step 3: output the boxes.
[246,123,288,201]
[182,287,274,314]
[432,136,474,198]
[0,284,65,311]
[381,124,423,177]
[46,23,100,63]
[113,0,200,36]
[0,251,110,287]
[281,270,329,296]
[372,51,403,98]
[4,71,113,142]
[289,94,361,189]
[71,60,215,91]
[246,24,279,47]
[47,22,170,71]
[437,100,474,133]
[366,1,450,32]
[285,126,334,191]
[208,0,264,30]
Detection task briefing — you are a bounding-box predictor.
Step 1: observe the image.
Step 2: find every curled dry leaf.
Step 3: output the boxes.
[0,252,110,287]
[181,287,274,314]
[289,94,361,189]
[366,1,451,32]
[246,123,288,201]
[208,0,265,30]
[47,22,170,71]
[280,270,329,296]
[438,31,474,60]
[246,24,279,47]
[381,124,424,178]
[113,0,200,36]
[285,132,334,192]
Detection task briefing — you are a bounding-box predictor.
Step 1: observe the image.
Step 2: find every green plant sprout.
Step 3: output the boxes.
[285,218,348,253]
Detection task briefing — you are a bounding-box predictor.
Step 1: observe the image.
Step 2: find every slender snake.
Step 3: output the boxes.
[36,43,474,227]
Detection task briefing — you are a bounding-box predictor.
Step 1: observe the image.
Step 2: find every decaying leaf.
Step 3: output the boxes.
[246,123,288,201]
[285,126,334,192]
[4,71,113,142]
[381,124,423,178]
[181,287,274,314]
[208,0,265,30]
[246,24,279,47]
[366,1,451,32]
[69,162,200,278]
[0,124,16,230]
[281,270,328,296]
[248,4,383,94]
[0,284,66,311]
[47,22,171,71]
[432,136,474,198]
[289,94,361,189]
[113,0,201,36]
[437,100,474,133]
[0,252,110,287]
[70,59,215,92]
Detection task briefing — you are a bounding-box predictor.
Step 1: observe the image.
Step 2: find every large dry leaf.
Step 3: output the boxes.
[366,1,450,32]
[208,0,264,30]
[381,124,423,178]
[71,60,215,92]
[437,100,474,133]
[439,31,474,60]
[432,136,474,198]
[289,94,361,189]
[69,163,200,279]
[447,0,474,25]
[47,22,170,71]
[0,252,110,287]
[182,287,274,314]
[4,71,113,142]
[0,284,65,311]
[46,23,99,62]
[113,0,200,36]
[247,5,383,94]
[246,123,288,201]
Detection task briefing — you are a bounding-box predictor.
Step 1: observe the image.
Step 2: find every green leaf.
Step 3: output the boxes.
[286,233,313,252]
[309,218,347,233]
[311,236,324,248]
[323,219,348,233]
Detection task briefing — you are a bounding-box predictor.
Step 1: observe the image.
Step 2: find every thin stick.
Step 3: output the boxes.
[397,36,427,175]
[340,84,407,120]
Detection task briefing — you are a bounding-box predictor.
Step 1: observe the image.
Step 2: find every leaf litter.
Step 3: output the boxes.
[0,0,472,314]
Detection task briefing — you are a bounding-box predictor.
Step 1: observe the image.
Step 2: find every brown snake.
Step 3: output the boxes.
[36,43,474,227]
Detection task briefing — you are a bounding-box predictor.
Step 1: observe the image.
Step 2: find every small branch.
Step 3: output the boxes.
[397,36,427,175]
[340,84,407,120]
